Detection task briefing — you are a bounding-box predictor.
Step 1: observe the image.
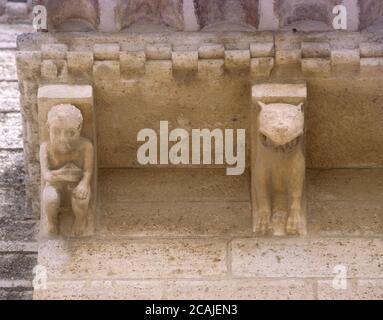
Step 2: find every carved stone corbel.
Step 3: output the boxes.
[37,85,96,238]
[251,83,307,236]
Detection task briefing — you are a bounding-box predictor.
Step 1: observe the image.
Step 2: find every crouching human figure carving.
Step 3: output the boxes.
[40,104,94,237]
[251,84,307,236]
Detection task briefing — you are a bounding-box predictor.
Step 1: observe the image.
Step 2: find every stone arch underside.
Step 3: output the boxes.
[275,0,342,31]
[194,0,259,31]
[45,0,99,32]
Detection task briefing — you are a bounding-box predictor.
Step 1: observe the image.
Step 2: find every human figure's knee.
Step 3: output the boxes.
[72,196,90,216]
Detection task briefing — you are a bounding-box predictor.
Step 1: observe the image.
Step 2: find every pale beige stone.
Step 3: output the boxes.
[145,60,173,78]
[198,45,225,59]
[250,57,274,79]
[38,239,227,280]
[198,59,225,78]
[41,60,58,80]
[94,44,120,61]
[99,168,250,203]
[301,42,330,58]
[308,200,383,237]
[360,43,383,58]
[331,49,360,66]
[93,61,120,80]
[67,51,94,75]
[250,42,275,58]
[172,51,198,75]
[37,85,96,238]
[276,50,302,65]
[166,279,314,300]
[120,51,146,77]
[251,83,307,236]
[232,238,383,278]
[224,50,251,72]
[301,58,331,75]
[99,202,252,237]
[41,44,68,60]
[34,280,164,300]
[146,44,172,60]
[317,280,383,300]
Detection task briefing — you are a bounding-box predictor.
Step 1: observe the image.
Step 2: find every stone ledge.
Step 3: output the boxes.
[38,239,228,281]
[231,238,383,279]
[165,279,314,300]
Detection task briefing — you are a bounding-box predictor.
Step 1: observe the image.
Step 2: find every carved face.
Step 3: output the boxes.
[258,102,304,147]
[47,104,83,154]
[49,119,81,154]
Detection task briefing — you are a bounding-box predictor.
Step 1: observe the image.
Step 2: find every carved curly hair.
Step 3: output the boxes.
[47,104,83,130]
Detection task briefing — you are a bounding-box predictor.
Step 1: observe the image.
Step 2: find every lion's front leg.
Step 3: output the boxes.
[286,154,305,235]
[252,166,272,235]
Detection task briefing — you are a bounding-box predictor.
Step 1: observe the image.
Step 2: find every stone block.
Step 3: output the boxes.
[98,202,252,237]
[231,238,383,278]
[224,50,251,72]
[38,239,227,280]
[15,51,41,81]
[276,50,301,65]
[166,279,314,300]
[120,51,146,77]
[331,49,360,66]
[93,61,120,80]
[172,51,198,76]
[40,60,58,80]
[317,280,383,300]
[308,200,383,237]
[302,42,330,58]
[250,42,275,57]
[34,280,164,300]
[94,43,120,60]
[41,44,68,60]
[307,169,383,202]
[67,51,94,74]
[198,45,225,59]
[360,43,383,58]
[146,44,172,60]
[145,61,172,78]
[360,58,383,75]
[252,83,307,105]
[302,58,331,75]
[197,59,224,78]
[99,169,250,203]
[250,57,274,79]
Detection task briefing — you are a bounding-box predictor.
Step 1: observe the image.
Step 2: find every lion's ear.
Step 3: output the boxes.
[258,101,267,110]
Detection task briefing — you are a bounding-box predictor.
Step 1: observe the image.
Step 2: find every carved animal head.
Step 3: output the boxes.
[47,104,83,154]
[258,102,304,149]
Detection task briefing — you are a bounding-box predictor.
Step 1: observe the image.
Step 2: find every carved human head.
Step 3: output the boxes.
[258,102,304,146]
[47,104,83,154]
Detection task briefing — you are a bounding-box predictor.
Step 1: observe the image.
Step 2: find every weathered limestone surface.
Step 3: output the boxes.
[35,168,383,300]
[7,0,383,301]
[0,24,36,300]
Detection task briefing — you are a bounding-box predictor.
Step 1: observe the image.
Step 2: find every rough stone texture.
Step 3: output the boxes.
[34,280,165,300]
[39,239,227,280]
[165,279,314,300]
[35,168,383,299]
[0,24,36,301]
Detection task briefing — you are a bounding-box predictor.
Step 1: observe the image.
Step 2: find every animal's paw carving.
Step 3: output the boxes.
[286,211,302,235]
[254,211,272,235]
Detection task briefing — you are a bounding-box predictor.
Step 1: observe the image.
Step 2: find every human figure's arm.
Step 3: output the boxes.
[73,140,94,200]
